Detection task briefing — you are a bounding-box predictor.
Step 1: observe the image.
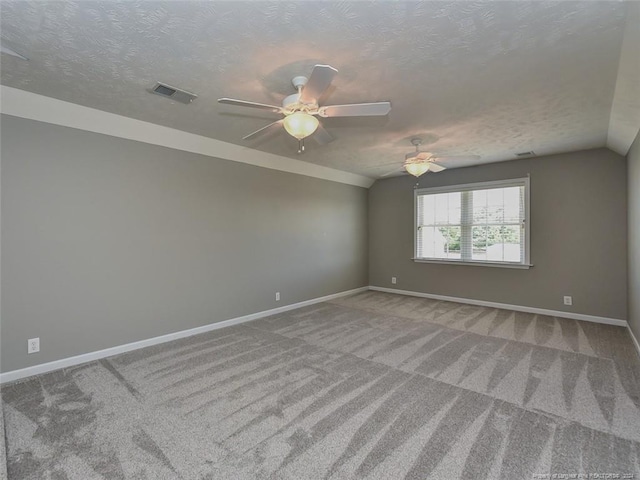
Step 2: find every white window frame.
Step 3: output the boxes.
[413,177,531,269]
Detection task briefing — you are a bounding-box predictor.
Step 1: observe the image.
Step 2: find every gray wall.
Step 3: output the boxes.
[628,131,640,340]
[369,148,628,320]
[0,115,368,373]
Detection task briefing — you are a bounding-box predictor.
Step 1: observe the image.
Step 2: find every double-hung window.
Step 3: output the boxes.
[414,178,530,268]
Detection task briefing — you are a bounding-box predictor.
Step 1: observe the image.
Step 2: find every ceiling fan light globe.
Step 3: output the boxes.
[283,112,319,140]
[405,162,430,177]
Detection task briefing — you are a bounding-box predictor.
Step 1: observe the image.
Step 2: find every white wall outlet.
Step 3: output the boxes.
[28,337,40,354]
[275,292,280,302]
[563,296,573,306]
[391,277,397,285]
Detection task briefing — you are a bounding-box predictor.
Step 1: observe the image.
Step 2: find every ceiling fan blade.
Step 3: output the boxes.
[218,98,282,113]
[0,44,28,60]
[428,162,446,172]
[318,102,391,118]
[242,120,283,141]
[313,123,334,145]
[299,64,338,104]
[373,161,402,168]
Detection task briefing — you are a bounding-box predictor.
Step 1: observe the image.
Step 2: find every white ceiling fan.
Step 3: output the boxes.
[218,64,391,153]
[380,138,480,177]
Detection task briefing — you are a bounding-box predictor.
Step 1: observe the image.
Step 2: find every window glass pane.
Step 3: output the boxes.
[485,225,521,262]
[486,188,504,206]
[439,226,461,259]
[472,190,487,223]
[418,226,438,258]
[486,205,504,223]
[422,192,462,226]
[503,187,521,223]
[420,195,436,225]
[486,241,504,262]
[434,193,450,224]
[448,192,461,224]
[487,188,506,223]
[472,226,488,261]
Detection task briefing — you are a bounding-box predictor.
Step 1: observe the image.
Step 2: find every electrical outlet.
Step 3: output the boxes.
[28,337,40,354]
[391,277,397,285]
[563,296,573,306]
[275,292,280,302]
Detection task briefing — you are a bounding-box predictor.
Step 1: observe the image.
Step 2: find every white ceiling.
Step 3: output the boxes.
[0,1,637,178]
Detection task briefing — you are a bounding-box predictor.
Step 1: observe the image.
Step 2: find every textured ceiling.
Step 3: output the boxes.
[0,1,632,178]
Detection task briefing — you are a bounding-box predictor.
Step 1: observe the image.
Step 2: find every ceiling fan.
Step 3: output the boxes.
[218,64,391,153]
[381,138,480,178]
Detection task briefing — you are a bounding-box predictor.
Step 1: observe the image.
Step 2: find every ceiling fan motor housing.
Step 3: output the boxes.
[291,76,308,90]
[406,151,433,162]
[283,93,302,109]
[282,93,317,113]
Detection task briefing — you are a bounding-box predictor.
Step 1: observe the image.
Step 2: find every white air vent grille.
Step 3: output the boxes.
[150,82,197,104]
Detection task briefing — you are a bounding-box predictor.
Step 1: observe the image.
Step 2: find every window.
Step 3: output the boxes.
[414,178,530,268]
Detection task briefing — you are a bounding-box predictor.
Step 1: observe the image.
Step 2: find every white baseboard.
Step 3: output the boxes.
[1,285,629,384]
[0,287,368,384]
[628,326,640,359]
[368,286,628,327]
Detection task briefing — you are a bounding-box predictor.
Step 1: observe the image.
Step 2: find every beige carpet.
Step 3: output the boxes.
[2,291,640,479]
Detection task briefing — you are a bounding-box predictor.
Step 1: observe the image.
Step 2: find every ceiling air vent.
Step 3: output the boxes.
[150,82,197,104]
[515,151,535,157]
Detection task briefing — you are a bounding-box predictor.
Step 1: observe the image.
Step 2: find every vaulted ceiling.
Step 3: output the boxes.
[1,1,638,178]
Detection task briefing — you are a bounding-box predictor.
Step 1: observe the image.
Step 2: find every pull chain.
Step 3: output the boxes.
[297,83,305,155]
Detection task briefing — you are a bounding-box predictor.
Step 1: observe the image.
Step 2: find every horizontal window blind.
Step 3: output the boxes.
[415,178,529,266]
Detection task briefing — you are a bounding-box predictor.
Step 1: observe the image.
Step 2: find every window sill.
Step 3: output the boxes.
[412,258,533,269]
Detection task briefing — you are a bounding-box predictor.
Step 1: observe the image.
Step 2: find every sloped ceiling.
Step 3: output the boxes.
[0,1,637,178]
[608,1,640,156]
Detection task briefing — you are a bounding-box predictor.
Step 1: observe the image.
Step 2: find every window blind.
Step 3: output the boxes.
[415,178,529,266]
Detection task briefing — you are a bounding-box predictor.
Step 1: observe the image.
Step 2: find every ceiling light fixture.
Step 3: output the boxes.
[218,64,391,154]
[282,112,319,140]
[380,138,478,178]
[403,138,432,177]
[404,161,431,177]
